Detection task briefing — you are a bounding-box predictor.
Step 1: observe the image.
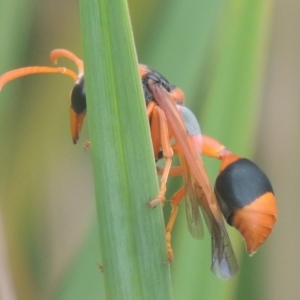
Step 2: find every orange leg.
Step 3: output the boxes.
[157,165,183,177]
[132,100,186,261]
[148,106,174,207]
[149,104,162,160]
[155,142,185,175]
[146,100,156,117]
[154,142,186,262]
[165,186,186,262]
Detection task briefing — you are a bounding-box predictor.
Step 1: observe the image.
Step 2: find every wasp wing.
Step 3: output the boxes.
[180,157,204,239]
[176,105,204,239]
[150,82,239,279]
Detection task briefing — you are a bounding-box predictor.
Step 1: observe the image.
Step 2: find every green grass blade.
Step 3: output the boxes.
[78,1,173,299]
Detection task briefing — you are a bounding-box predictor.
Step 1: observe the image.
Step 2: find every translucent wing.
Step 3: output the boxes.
[184,164,204,239]
[150,83,239,279]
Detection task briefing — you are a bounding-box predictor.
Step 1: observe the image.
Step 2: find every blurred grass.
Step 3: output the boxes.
[0,0,276,299]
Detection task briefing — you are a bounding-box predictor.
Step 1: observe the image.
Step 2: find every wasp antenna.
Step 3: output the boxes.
[50,49,84,75]
[0,66,78,91]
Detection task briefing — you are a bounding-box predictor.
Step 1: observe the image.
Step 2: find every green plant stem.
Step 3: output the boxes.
[78,0,173,299]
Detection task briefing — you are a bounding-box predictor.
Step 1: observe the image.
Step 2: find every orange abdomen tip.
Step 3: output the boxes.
[230,192,277,255]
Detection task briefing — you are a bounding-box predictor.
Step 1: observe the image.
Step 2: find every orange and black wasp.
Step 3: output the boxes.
[0,49,277,280]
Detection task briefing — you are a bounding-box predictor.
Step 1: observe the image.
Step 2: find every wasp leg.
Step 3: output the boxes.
[157,165,183,178]
[165,186,186,262]
[149,103,162,161]
[146,100,156,117]
[148,106,173,207]
[153,144,186,262]
[155,143,186,261]
[156,142,184,176]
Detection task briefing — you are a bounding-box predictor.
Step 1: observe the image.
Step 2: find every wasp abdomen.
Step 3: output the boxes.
[214,157,277,255]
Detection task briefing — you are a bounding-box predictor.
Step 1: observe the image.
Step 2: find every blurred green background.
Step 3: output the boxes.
[0,0,297,299]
